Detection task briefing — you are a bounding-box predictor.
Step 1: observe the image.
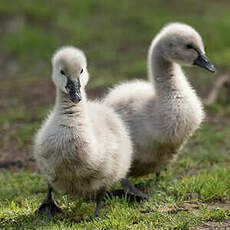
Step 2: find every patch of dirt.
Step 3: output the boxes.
[207,202,230,210]
[157,202,230,229]
[0,148,35,170]
[157,201,199,214]
[192,219,230,230]
[191,202,230,230]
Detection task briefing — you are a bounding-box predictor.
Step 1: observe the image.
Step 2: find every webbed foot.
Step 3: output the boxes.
[107,178,148,202]
[35,186,64,219]
[35,200,64,218]
[121,178,148,201]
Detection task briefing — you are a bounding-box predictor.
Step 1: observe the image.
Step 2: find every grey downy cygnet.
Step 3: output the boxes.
[104,23,215,180]
[34,46,139,218]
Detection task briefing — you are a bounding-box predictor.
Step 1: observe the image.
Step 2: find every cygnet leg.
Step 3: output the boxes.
[121,178,148,201]
[94,187,106,218]
[35,185,64,218]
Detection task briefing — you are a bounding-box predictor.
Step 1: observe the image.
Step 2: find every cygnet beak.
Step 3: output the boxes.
[193,52,216,73]
[65,77,82,103]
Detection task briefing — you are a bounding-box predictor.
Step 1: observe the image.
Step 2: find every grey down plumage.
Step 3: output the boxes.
[34,46,133,198]
[104,23,215,177]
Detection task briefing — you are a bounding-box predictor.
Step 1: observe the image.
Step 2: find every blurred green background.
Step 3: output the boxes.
[1,1,230,228]
[0,0,230,166]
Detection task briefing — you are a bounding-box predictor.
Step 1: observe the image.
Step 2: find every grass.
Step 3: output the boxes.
[1,0,230,229]
[1,122,230,229]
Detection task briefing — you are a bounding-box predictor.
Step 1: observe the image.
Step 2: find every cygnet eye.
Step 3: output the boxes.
[80,69,83,74]
[60,69,65,75]
[186,44,193,49]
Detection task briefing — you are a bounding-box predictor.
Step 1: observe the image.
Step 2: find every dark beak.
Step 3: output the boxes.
[65,77,81,103]
[193,52,216,73]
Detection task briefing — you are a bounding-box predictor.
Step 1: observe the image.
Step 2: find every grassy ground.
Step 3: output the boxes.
[1,120,230,229]
[1,0,230,229]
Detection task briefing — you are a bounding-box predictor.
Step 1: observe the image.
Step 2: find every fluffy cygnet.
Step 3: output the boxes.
[34,46,134,218]
[104,23,215,178]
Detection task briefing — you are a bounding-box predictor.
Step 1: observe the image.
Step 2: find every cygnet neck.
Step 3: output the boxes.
[148,41,185,96]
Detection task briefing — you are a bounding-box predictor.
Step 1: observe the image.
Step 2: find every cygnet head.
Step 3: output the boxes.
[52,46,89,103]
[153,23,215,73]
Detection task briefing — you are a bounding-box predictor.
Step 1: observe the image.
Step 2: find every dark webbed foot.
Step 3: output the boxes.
[35,186,64,219]
[107,178,147,202]
[121,178,148,201]
[94,187,106,218]
[35,200,64,218]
